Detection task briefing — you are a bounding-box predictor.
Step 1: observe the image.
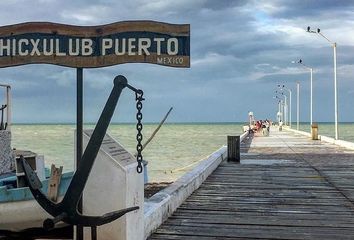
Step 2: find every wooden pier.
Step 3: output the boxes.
[148,127,354,239]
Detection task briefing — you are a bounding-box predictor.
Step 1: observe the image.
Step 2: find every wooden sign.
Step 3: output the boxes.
[0,21,190,68]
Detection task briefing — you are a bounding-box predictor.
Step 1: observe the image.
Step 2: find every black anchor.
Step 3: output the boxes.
[20,75,139,233]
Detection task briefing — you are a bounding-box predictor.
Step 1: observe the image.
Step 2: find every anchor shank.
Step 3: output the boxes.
[62,76,127,209]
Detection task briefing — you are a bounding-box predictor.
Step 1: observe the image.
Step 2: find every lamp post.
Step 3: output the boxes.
[292,59,313,128]
[248,111,254,127]
[307,26,338,140]
[275,90,287,125]
[282,94,287,125]
[273,96,282,124]
[296,59,313,126]
[280,99,284,122]
[277,101,281,123]
[297,82,300,130]
[279,85,292,128]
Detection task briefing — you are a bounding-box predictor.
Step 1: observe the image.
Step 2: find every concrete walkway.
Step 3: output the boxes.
[148,127,354,239]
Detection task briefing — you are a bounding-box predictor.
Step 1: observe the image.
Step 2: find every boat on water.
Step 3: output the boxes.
[0,167,73,231]
[0,83,72,231]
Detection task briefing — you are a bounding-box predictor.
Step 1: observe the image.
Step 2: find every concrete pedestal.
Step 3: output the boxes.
[75,130,144,240]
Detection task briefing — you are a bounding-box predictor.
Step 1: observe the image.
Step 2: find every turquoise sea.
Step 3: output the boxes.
[10,122,354,182]
[297,122,354,140]
[11,123,244,182]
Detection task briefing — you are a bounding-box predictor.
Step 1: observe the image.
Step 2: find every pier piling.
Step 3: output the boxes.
[227,135,240,162]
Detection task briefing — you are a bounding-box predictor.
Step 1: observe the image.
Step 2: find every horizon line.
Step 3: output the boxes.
[10,121,354,125]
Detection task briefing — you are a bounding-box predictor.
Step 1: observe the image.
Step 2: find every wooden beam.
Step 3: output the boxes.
[227,136,240,162]
[47,164,63,202]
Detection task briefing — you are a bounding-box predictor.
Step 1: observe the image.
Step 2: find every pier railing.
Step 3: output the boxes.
[144,129,250,238]
[285,127,354,150]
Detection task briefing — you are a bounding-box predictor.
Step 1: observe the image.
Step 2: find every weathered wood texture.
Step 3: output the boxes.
[0,21,190,68]
[227,135,240,162]
[149,128,354,239]
[47,164,63,202]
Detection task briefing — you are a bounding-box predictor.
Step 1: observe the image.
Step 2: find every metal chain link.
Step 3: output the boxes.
[135,89,144,173]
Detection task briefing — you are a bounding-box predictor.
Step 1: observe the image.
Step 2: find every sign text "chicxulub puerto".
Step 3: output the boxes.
[0,21,190,68]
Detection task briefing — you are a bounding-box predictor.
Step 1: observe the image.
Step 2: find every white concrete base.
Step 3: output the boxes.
[240,130,250,142]
[144,131,248,239]
[143,146,227,239]
[143,130,249,239]
[77,130,144,240]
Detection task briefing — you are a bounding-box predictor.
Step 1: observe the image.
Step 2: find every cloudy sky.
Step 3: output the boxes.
[0,0,354,123]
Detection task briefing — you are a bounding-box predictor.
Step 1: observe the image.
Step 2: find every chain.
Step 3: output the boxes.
[135,89,144,173]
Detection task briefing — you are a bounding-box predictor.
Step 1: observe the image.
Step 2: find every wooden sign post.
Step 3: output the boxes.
[0,20,190,240]
[0,21,190,68]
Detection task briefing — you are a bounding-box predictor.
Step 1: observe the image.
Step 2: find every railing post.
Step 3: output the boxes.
[228,136,240,162]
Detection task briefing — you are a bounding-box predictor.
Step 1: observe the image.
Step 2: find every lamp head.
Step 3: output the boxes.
[317,28,320,33]
[307,26,310,32]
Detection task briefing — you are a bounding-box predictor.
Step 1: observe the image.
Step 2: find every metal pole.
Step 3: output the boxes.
[280,100,283,122]
[298,61,313,127]
[284,95,287,125]
[309,28,339,139]
[6,86,11,130]
[310,68,313,127]
[289,89,292,128]
[334,43,339,140]
[297,82,300,130]
[76,67,84,240]
[278,101,280,124]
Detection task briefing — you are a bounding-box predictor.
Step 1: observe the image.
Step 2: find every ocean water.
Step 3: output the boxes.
[11,123,244,182]
[10,122,354,182]
[297,122,354,140]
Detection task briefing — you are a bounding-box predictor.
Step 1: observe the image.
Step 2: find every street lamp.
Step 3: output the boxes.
[278,84,292,128]
[295,59,313,127]
[273,96,283,123]
[278,91,287,125]
[306,26,338,140]
[296,82,300,130]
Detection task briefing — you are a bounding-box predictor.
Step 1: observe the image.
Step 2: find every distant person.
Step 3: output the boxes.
[255,121,261,132]
[262,121,268,136]
[265,119,270,133]
[279,120,283,131]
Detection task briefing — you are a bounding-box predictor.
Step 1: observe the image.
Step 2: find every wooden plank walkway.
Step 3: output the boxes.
[148,127,354,239]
